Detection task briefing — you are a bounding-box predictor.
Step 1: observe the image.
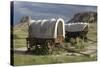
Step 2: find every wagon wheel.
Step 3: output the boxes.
[26,38,36,53]
[50,41,55,54]
[44,41,50,54]
[48,40,55,54]
[41,40,52,54]
[34,43,42,55]
[26,38,31,51]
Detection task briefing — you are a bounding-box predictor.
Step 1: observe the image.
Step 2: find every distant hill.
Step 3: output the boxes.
[14,11,97,31]
[67,11,97,23]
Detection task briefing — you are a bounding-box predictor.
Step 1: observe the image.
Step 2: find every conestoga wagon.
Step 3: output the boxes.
[65,22,89,43]
[26,17,65,54]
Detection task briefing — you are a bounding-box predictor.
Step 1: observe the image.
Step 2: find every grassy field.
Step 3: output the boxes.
[14,54,96,66]
[12,23,97,66]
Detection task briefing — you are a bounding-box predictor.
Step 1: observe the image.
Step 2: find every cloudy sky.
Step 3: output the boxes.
[13,1,97,25]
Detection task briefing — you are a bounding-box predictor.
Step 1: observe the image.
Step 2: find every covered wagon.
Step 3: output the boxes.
[26,17,65,54]
[65,22,89,44]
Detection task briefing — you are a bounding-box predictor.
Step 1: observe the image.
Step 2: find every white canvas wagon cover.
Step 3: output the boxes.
[65,22,88,32]
[28,18,65,39]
